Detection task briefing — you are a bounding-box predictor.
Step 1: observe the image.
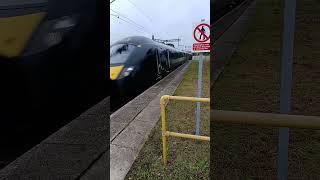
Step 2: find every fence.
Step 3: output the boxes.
[160,95,210,165]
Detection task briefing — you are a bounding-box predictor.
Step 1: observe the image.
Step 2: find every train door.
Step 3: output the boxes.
[159,49,168,74]
[167,50,171,70]
[154,48,162,79]
[140,48,157,86]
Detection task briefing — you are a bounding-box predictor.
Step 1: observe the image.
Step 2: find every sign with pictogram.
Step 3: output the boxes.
[192,21,210,52]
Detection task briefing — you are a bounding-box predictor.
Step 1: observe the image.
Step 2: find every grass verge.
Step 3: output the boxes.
[126,59,210,180]
[211,0,320,179]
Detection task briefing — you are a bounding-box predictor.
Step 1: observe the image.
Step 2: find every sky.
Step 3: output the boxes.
[110,0,210,51]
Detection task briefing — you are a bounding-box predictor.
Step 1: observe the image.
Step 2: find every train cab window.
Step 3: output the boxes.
[110,44,136,64]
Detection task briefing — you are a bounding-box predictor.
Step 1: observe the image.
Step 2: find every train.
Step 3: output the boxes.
[0,0,108,135]
[110,36,191,108]
[212,0,245,22]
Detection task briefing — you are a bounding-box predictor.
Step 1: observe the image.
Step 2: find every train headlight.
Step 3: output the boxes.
[122,66,135,77]
[22,15,78,56]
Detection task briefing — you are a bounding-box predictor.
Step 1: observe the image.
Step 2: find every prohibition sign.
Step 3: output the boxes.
[193,23,210,43]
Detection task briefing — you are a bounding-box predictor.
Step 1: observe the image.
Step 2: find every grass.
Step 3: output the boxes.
[125,59,210,180]
[211,0,320,179]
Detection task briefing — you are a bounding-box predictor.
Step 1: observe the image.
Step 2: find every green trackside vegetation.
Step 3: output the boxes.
[211,0,320,179]
[126,59,210,180]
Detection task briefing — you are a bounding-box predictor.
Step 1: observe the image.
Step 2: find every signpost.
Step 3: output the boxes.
[278,0,296,179]
[192,19,210,135]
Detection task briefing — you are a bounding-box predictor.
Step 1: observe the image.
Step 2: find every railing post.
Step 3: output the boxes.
[160,95,169,165]
[278,0,296,179]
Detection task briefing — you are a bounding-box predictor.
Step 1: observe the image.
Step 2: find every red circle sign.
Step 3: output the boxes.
[193,23,210,43]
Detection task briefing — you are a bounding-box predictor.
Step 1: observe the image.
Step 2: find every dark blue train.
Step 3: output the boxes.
[110,36,191,109]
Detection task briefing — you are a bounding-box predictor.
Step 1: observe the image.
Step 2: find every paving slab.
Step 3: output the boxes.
[134,103,161,122]
[110,121,128,141]
[80,150,109,180]
[111,120,155,151]
[111,107,142,124]
[110,145,135,180]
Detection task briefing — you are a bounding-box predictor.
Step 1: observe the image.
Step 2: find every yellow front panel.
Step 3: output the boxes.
[110,65,124,80]
[0,12,46,58]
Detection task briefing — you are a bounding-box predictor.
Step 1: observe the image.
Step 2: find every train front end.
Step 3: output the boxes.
[0,0,108,127]
[110,43,143,107]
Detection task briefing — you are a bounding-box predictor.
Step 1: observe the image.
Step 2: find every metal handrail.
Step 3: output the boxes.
[211,110,320,129]
[160,95,210,165]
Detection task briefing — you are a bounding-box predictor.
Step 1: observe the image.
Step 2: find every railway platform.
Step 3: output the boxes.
[0,97,109,179]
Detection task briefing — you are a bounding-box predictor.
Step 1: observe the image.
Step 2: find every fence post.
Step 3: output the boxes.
[278,0,296,179]
[161,95,168,165]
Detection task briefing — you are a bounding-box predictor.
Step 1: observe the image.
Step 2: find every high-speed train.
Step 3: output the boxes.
[0,0,108,133]
[110,36,189,104]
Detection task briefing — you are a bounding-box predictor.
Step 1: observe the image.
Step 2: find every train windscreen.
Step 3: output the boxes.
[110,44,136,64]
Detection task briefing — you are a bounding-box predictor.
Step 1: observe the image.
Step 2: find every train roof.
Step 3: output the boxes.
[112,36,185,53]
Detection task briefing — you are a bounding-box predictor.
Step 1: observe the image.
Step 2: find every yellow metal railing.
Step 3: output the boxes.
[211,110,320,129]
[160,95,210,165]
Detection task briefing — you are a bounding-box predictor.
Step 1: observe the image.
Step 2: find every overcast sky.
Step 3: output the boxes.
[110,0,210,51]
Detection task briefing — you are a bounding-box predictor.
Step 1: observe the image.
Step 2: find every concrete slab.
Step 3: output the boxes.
[0,143,102,179]
[110,121,128,141]
[80,151,109,180]
[111,107,142,124]
[129,91,159,107]
[110,145,135,180]
[134,106,161,125]
[111,120,154,151]
[46,115,108,148]
[84,97,110,116]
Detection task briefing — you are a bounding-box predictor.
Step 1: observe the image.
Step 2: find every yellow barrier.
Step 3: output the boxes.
[211,110,320,129]
[160,95,210,165]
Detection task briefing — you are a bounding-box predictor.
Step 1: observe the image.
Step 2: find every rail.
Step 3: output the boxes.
[211,110,320,129]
